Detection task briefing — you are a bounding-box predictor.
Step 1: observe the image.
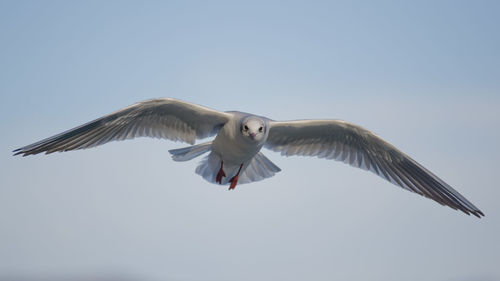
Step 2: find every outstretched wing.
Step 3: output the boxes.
[14,98,232,156]
[265,119,484,218]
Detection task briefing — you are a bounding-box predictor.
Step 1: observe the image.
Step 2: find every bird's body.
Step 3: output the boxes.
[173,111,277,188]
[212,112,266,165]
[14,98,484,217]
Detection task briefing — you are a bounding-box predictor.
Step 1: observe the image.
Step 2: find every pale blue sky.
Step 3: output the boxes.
[1,1,499,281]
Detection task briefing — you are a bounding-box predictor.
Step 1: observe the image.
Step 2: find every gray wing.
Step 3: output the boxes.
[14,98,232,156]
[265,119,484,218]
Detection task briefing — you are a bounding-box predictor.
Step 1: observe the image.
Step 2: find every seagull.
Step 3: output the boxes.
[13,98,484,217]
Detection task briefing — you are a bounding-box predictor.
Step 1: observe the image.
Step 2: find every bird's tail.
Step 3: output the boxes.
[238,152,281,184]
[195,152,281,185]
[168,141,213,162]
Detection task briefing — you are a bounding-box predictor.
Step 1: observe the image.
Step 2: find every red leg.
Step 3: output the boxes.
[228,164,243,190]
[216,161,226,184]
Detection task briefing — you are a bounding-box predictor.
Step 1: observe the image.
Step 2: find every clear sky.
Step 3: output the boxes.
[1,1,499,281]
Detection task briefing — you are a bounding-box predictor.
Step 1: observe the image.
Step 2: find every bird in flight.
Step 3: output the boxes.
[13,98,484,217]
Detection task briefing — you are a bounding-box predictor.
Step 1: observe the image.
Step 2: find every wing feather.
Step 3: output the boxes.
[14,98,231,156]
[265,119,483,217]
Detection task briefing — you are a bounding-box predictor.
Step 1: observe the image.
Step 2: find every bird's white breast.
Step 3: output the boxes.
[211,117,265,165]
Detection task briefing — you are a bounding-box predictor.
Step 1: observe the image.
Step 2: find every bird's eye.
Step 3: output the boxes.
[244,125,248,130]
[259,127,263,132]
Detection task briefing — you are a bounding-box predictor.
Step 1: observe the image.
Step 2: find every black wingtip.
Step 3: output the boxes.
[12,148,32,157]
[469,209,485,218]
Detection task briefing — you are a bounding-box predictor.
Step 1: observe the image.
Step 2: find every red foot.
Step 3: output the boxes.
[228,164,243,190]
[216,161,226,184]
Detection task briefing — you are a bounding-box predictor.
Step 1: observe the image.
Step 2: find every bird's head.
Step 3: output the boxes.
[240,116,266,142]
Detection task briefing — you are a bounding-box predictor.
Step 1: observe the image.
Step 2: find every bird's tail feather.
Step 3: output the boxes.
[169,141,212,162]
[238,152,281,184]
[195,152,281,185]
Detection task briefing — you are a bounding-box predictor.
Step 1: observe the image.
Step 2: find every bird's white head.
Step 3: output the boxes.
[240,116,266,142]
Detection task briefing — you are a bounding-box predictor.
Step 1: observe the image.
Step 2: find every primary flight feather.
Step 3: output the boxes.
[13,98,484,218]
